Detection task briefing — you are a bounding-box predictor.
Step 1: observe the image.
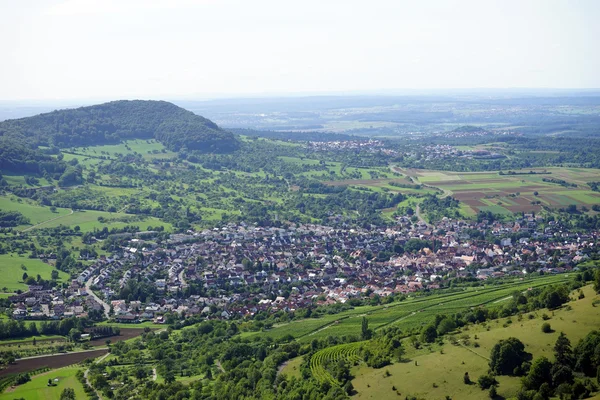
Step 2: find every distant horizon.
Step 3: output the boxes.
[2,87,600,105]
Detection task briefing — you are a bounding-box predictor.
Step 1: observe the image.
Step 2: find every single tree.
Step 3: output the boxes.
[361,317,371,340]
[522,357,552,390]
[553,332,573,367]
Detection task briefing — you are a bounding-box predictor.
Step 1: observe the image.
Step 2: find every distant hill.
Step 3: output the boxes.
[451,125,488,134]
[231,128,357,142]
[0,100,239,153]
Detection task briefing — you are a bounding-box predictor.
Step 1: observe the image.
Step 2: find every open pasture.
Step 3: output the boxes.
[351,284,600,400]
[0,254,68,292]
[396,166,600,215]
[0,196,71,227]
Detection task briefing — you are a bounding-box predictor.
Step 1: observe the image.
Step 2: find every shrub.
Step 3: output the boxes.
[541,323,552,333]
[478,374,498,390]
[464,372,471,384]
[15,374,30,385]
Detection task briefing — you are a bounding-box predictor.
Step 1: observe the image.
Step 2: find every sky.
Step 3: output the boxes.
[1,0,599,100]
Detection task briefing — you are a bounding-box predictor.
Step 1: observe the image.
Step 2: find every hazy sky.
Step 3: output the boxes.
[1,0,599,100]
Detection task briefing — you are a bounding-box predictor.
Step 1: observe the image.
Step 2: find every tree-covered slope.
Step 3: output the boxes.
[0,100,239,153]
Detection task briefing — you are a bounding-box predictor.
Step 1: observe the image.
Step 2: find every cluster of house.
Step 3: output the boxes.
[9,284,104,320]
[7,215,597,322]
[307,139,399,155]
[414,144,505,161]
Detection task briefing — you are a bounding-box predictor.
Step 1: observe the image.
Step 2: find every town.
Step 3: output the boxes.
[7,213,596,325]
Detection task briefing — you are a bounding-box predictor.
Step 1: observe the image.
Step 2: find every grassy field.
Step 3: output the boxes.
[280,356,304,379]
[351,284,600,400]
[0,254,68,292]
[396,166,600,216]
[0,196,71,228]
[0,367,86,400]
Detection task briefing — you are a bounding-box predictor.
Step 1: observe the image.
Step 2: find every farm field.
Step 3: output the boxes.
[0,349,108,378]
[351,284,600,400]
[87,327,146,345]
[306,275,571,341]
[396,166,600,215]
[0,366,86,400]
[246,274,570,342]
[0,336,64,345]
[0,337,69,359]
[95,321,165,329]
[0,254,68,292]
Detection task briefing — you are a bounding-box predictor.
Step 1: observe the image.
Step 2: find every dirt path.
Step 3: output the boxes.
[21,209,73,232]
[84,352,109,400]
[457,341,490,361]
[306,320,340,337]
[415,204,430,228]
[215,360,225,373]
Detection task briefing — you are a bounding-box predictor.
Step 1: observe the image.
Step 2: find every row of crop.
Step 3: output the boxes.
[309,342,364,384]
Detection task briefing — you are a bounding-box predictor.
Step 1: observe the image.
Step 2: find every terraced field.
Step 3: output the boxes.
[249,274,570,342]
[310,342,364,384]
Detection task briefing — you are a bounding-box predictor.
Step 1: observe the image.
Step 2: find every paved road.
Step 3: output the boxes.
[86,276,110,318]
[178,269,187,287]
[414,204,431,228]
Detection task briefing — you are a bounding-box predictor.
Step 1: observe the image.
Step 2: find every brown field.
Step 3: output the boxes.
[87,328,144,346]
[0,349,108,377]
[453,191,487,200]
[461,199,487,207]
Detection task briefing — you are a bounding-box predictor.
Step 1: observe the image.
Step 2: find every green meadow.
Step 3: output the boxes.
[0,367,86,400]
[0,254,68,292]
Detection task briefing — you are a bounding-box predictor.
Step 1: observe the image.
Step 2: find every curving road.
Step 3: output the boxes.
[86,276,110,318]
[85,351,109,399]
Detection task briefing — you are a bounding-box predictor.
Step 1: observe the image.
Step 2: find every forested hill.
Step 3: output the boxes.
[0,100,239,153]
